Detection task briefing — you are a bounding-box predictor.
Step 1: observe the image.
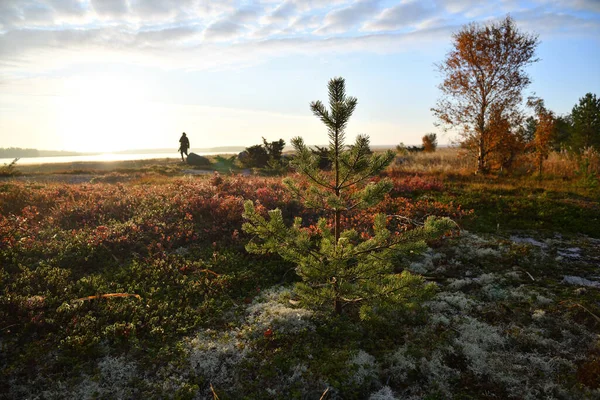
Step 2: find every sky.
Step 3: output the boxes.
[0,0,599,153]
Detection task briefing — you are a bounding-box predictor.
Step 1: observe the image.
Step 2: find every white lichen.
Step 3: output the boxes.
[246,286,315,335]
[454,316,506,376]
[427,291,479,315]
[387,345,417,382]
[510,236,548,248]
[369,386,399,400]
[532,309,546,320]
[188,329,248,390]
[348,350,378,385]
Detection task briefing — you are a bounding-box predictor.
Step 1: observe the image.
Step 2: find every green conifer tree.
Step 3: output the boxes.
[571,93,600,151]
[242,77,454,319]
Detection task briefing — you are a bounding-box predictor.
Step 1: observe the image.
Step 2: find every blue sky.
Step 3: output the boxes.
[0,0,599,152]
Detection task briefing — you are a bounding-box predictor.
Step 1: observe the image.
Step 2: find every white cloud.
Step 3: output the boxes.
[534,0,600,13]
[292,0,349,13]
[201,5,265,41]
[203,19,246,41]
[266,0,297,24]
[231,5,264,24]
[135,26,201,46]
[128,0,233,19]
[512,8,600,36]
[0,0,598,78]
[283,14,322,34]
[91,0,129,17]
[363,1,436,31]
[250,24,282,39]
[571,0,600,12]
[46,0,87,15]
[441,0,487,14]
[316,0,382,35]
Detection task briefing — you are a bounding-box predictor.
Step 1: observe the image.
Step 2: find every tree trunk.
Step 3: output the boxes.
[334,127,341,243]
[476,117,488,173]
[477,140,487,173]
[332,277,342,314]
[333,297,342,314]
[334,210,341,243]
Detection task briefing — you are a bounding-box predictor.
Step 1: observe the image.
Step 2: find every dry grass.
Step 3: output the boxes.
[542,148,600,178]
[391,147,473,175]
[389,146,600,183]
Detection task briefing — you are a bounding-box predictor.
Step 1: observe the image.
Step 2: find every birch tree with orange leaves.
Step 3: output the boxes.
[527,97,555,177]
[432,16,539,173]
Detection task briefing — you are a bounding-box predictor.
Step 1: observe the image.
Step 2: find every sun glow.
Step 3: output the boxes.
[54,75,168,152]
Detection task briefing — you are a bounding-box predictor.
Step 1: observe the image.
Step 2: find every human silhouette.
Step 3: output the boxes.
[179,132,190,161]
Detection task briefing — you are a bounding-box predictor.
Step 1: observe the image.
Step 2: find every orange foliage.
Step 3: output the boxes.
[527,97,555,176]
[432,16,539,173]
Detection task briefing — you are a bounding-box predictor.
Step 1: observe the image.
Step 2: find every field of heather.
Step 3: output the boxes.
[1,151,599,399]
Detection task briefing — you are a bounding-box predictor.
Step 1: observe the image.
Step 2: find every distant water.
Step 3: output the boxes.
[0,152,235,166]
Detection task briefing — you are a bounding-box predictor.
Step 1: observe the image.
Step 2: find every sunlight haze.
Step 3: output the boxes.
[0,0,599,153]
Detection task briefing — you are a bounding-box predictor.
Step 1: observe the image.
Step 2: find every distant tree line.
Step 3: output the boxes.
[239,137,378,173]
[0,148,88,158]
[396,133,438,154]
[0,148,40,158]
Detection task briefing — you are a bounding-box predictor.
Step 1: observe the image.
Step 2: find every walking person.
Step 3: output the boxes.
[179,132,190,162]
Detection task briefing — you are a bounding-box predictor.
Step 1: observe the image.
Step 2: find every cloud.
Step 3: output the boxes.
[0,0,238,31]
[203,19,246,41]
[0,22,453,78]
[284,14,322,34]
[363,1,437,31]
[316,0,382,35]
[46,0,87,15]
[0,0,598,80]
[415,17,452,30]
[441,0,487,14]
[0,1,48,29]
[571,0,600,12]
[91,0,129,17]
[203,5,264,41]
[266,1,297,24]
[135,26,200,46]
[250,24,282,39]
[231,5,264,24]
[293,0,349,13]
[535,0,600,13]
[250,2,295,38]
[512,8,600,36]
[128,0,218,19]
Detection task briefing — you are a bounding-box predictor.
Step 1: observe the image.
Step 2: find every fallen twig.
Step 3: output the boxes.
[198,268,220,277]
[522,269,535,281]
[387,214,425,226]
[210,383,220,400]
[1,323,19,332]
[73,293,141,302]
[561,301,600,324]
[319,387,330,400]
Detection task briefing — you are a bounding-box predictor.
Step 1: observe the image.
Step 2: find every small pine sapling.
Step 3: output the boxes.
[243,77,455,319]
